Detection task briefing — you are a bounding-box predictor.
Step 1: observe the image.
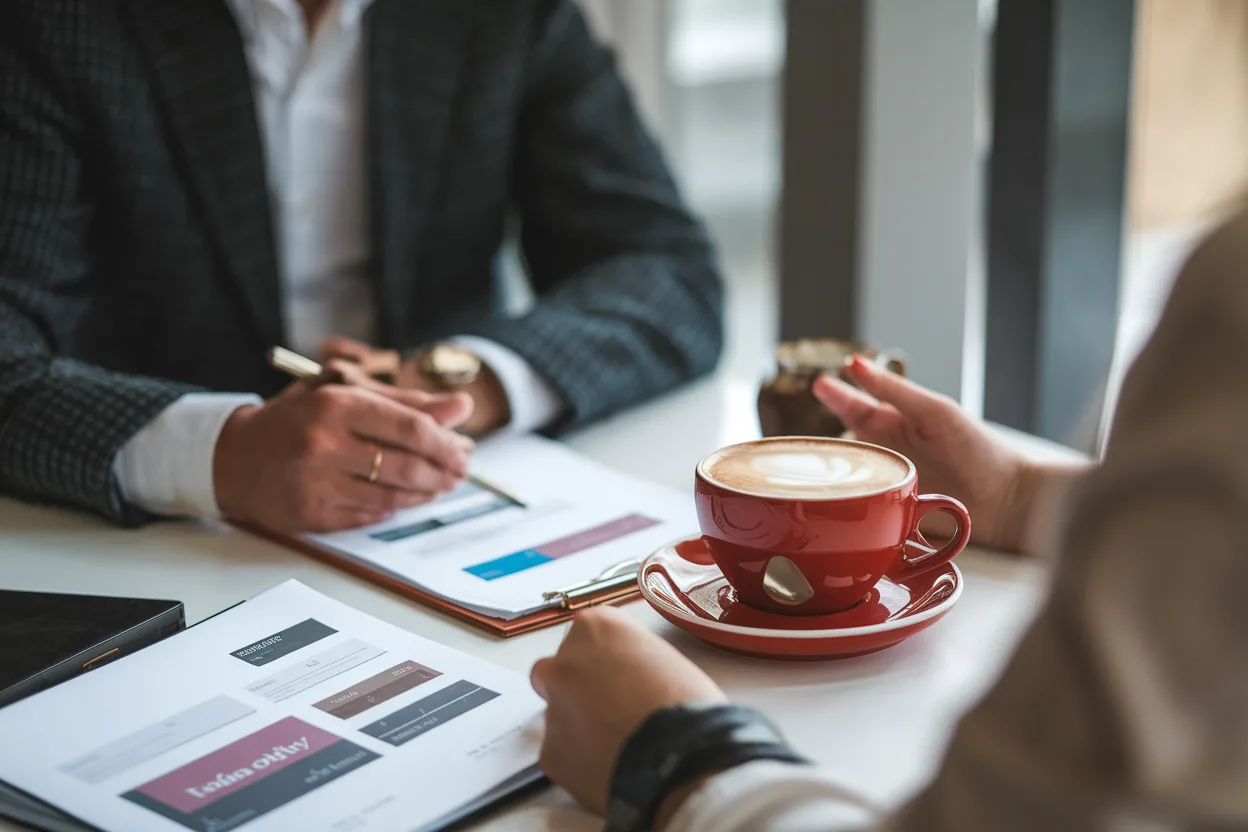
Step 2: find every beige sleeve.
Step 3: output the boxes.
[669,215,1248,832]
[885,211,1248,829]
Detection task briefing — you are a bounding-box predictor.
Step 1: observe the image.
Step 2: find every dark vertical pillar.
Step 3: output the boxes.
[779,0,868,342]
[984,0,1136,445]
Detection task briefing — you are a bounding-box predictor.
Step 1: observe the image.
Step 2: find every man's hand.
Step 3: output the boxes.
[212,362,476,533]
[814,355,1039,551]
[531,608,726,816]
[320,337,510,436]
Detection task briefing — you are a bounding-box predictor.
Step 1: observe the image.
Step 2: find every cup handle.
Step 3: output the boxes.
[893,494,971,583]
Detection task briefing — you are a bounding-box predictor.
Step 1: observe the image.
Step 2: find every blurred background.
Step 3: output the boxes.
[581,0,782,445]
[575,0,1248,453]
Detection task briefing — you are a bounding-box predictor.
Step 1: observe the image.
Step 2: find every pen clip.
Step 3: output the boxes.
[542,559,642,610]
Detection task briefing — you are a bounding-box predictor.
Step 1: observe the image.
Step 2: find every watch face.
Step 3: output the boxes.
[429,345,481,385]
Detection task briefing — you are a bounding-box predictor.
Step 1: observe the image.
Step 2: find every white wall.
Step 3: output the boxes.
[1094,218,1214,450]
[857,0,985,410]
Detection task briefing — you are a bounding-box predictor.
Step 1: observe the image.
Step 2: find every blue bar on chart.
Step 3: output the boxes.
[464,550,552,581]
[463,514,659,581]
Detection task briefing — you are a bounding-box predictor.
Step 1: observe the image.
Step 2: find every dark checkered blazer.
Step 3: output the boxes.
[0,0,723,525]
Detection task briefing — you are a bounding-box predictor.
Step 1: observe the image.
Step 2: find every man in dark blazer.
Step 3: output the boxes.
[0,0,723,532]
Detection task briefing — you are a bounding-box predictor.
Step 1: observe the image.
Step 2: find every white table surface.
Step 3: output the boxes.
[0,376,1084,831]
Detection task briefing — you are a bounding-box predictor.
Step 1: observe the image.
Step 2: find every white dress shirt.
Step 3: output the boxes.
[668,761,880,832]
[112,0,562,517]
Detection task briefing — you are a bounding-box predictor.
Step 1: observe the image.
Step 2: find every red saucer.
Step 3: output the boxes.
[639,536,962,659]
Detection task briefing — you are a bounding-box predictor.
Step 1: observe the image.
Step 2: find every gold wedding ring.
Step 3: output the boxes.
[368,445,384,484]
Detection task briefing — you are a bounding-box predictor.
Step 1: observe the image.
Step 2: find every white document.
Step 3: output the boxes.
[306,435,698,619]
[0,581,544,832]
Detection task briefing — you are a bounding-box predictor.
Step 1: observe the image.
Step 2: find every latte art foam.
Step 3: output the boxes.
[703,440,911,499]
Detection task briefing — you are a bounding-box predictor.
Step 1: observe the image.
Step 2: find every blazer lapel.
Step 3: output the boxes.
[366,0,476,346]
[122,0,283,348]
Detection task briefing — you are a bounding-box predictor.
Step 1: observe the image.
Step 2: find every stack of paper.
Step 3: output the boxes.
[0,581,545,832]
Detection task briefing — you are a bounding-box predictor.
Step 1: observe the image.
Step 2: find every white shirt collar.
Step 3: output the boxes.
[224,0,381,41]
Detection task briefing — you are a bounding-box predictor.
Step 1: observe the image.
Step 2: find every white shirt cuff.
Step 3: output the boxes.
[450,335,566,435]
[667,760,881,832]
[112,393,263,518]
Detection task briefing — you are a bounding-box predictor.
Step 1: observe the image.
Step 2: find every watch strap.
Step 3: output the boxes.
[606,704,809,832]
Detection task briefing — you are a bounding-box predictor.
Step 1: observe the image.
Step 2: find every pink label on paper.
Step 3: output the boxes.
[134,718,340,814]
[539,514,659,558]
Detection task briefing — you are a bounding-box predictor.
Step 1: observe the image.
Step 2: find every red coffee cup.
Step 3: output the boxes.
[694,437,971,615]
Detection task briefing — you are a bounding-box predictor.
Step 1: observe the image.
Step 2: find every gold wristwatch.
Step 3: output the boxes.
[418,343,482,389]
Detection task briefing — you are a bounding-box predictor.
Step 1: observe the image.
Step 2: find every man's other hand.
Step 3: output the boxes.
[318,337,403,380]
[320,337,510,437]
[212,362,476,533]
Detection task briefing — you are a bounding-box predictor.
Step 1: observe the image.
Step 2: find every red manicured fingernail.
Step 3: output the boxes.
[847,354,871,371]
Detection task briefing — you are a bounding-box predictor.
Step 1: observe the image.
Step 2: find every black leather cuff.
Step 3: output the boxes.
[605,703,808,832]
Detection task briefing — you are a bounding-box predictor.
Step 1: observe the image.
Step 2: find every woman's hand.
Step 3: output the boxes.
[531,608,726,816]
[814,355,1035,551]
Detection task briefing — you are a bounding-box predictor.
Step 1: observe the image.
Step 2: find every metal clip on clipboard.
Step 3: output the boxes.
[542,559,643,610]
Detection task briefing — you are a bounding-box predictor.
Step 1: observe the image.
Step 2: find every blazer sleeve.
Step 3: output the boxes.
[0,16,197,525]
[461,0,725,430]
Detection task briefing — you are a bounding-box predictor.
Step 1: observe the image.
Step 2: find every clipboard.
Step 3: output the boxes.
[250,348,660,637]
[238,522,643,638]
